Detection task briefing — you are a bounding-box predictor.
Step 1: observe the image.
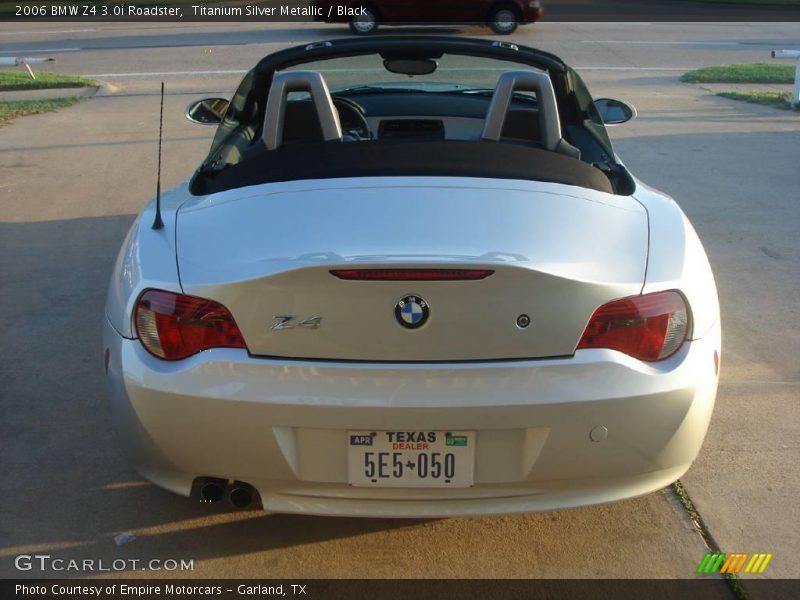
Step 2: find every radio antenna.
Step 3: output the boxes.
[152,81,165,230]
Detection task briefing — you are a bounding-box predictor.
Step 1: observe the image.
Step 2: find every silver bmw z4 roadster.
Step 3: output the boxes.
[104,37,720,517]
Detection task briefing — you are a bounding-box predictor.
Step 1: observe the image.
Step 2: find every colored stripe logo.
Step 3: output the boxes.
[696,552,773,574]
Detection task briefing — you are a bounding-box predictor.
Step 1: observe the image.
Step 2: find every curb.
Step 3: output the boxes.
[0,85,99,102]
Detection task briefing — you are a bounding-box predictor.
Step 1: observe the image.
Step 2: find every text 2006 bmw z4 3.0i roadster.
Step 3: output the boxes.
[104,37,720,517]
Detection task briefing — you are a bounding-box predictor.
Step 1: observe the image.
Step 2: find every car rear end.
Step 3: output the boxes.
[104,177,719,516]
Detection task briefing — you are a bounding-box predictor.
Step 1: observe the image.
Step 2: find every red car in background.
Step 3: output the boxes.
[314,0,543,35]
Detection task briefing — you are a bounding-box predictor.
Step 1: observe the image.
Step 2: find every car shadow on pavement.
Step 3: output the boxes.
[0,214,434,578]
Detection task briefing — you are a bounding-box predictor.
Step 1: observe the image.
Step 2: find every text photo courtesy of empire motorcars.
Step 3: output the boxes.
[0,1,799,599]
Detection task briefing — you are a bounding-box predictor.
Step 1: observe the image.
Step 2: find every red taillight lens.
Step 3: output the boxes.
[134,289,247,360]
[577,291,690,361]
[330,269,494,281]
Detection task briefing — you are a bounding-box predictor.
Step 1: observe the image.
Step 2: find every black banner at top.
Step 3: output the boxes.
[3,0,800,22]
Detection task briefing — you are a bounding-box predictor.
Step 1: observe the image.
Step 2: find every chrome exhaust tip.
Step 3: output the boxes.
[193,477,260,509]
[199,481,225,503]
[227,484,254,509]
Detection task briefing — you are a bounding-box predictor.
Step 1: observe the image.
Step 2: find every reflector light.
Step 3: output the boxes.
[135,289,247,360]
[330,269,494,281]
[577,291,690,361]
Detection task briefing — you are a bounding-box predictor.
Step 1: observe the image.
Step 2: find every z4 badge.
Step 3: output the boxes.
[271,315,322,330]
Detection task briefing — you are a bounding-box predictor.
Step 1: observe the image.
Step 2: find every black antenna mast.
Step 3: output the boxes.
[152,81,165,230]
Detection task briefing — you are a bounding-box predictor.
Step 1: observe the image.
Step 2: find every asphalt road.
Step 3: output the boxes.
[0,21,798,586]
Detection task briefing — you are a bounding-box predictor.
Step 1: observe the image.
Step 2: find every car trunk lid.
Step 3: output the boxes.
[176,177,647,361]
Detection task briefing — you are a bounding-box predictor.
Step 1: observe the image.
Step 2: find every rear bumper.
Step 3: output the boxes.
[104,318,719,517]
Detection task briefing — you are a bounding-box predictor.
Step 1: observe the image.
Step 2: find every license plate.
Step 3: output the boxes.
[347,430,475,487]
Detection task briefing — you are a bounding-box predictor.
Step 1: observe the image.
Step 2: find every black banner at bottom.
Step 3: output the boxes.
[3,579,800,600]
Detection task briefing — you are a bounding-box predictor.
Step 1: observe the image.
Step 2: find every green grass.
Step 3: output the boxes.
[717,90,796,109]
[0,71,95,92]
[682,63,795,84]
[0,97,85,125]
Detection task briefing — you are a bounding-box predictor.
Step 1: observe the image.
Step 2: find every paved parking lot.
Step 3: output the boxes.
[0,22,798,585]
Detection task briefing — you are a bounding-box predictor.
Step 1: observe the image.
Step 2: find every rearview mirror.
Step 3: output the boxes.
[593,98,637,125]
[185,98,230,125]
[383,58,438,76]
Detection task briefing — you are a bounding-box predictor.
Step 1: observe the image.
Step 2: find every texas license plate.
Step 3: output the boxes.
[347,430,475,487]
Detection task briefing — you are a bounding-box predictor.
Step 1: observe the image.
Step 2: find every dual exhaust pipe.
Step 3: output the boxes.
[194,477,259,509]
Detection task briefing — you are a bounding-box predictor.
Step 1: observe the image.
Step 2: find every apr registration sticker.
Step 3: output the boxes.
[349,434,374,446]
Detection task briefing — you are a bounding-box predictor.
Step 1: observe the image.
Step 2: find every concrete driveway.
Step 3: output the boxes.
[0,22,797,587]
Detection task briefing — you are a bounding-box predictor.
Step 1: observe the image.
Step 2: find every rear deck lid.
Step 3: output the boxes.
[176,177,647,361]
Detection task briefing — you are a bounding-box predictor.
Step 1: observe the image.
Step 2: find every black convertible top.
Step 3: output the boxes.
[191,140,614,196]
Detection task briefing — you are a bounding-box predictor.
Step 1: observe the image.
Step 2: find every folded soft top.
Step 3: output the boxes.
[191,139,615,196]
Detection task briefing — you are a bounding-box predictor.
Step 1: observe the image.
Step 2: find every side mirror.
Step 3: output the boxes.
[593,98,637,125]
[185,98,230,125]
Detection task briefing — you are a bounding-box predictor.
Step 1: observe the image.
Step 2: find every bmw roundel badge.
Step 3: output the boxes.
[395,295,430,329]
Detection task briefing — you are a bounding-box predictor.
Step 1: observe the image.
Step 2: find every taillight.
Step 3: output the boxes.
[134,289,247,360]
[577,291,690,361]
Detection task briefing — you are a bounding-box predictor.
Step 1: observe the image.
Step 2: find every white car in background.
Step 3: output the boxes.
[104,36,720,517]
